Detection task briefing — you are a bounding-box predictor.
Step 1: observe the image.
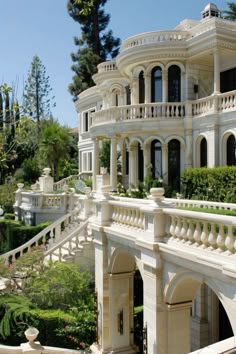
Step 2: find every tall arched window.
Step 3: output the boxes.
[200,138,207,167]
[168,139,180,191]
[139,71,145,104]
[151,140,162,178]
[151,67,162,102]
[138,143,144,182]
[168,65,181,102]
[227,134,236,166]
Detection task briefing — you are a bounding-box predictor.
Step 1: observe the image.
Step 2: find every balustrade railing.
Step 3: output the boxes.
[1,213,78,265]
[97,61,118,73]
[166,198,236,211]
[218,90,236,111]
[122,30,190,50]
[53,174,79,192]
[164,208,236,254]
[111,201,145,230]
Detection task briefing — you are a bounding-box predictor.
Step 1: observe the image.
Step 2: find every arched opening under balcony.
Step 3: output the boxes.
[168,65,181,102]
[200,137,207,167]
[168,139,180,191]
[227,134,236,166]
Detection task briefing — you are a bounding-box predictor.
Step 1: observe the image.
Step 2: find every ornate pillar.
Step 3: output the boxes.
[110,136,117,191]
[145,73,151,103]
[166,301,192,354]
[129,146,135,188]
[92,138,100,191]
[162,143,168,185]
[142,263,167,354]
[131,78,139,105]
[213,49,221,94]
[185,131,193,169]
[143,144,151,180]
[162,69,168,102]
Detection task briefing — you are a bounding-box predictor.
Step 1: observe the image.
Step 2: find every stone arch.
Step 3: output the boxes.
[221,129,236,165]
[129,136,144,149]
[109,248,136,274]
[146,62,165,75]
[110,83,125,106]
[164,270,235,346]
[132,65,146,79]
[144,135,164,147]
[166,61,185,73]
[195,133,208,167]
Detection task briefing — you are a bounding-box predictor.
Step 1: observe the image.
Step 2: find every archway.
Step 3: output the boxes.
[109,249,144,353]
[164,273,233,353]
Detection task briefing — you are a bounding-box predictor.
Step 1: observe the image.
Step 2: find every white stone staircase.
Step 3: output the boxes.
[1,212,94,272]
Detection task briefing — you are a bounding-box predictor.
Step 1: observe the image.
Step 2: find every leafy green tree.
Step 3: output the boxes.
[38,120,71,181]
[67,0,120,99]
[23,56,56,134]
[223,2,236,20]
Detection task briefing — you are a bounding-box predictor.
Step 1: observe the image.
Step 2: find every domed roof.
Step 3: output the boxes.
[201,3,220,20]
[203,3,219,12]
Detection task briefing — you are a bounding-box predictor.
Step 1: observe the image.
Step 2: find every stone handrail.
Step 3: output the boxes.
[218,90,236,112]
[93,102,185,126]
[44,219,89,262]
[165,197,236,211]
[1,212,77,265]
[122,30,190,50]
[163,208,236,254]
[0,343,82,353]
[191,96,215,116]
[97,61,118,73]
[53,174,79,192]
[110,200,145,230]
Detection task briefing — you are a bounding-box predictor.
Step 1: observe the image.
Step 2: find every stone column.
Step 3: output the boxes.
[110,136,117,191]
[213,49,221,94]
[143,144,151,180]
[166,302,192,354]
[129,146,135,188]
[131,78,139,105]
[162,69,168,102]
[145,73,151,103]
[162,143,168,185]
[185,130,193,169]
[142,264,167,354]
[181,71,185,102]
[92,138,100,191]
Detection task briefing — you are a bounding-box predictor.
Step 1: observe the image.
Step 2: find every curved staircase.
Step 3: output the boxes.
[1,212,95,273]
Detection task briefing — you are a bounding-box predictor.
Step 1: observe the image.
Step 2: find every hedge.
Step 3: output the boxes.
[181,166,236,202]
[0,220,51,254]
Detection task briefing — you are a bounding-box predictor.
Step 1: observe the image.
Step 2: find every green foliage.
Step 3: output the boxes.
[23,56,56,128]
[0,181,16,213]
[181,166,236,202]
[38,120,71,181]
[3,213,15,220]
[0,294,36,339]
[67,0,120,99]
[223,2,236,20]
[0,220,51,254]
[178,206,236,217]
[99,139,110,171]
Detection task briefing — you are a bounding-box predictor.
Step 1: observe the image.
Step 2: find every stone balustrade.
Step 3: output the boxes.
[122,30,190,50]
[164,208,236,254]
[53,174,79,192]
[97,61,118,73]
[111,201,145,230]
[92,91,236,127]
[166,197,236,211]
[1,213,77,265]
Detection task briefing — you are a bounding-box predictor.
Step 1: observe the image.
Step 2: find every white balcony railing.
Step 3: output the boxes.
[92,91,236,127]
[122,30,190,51]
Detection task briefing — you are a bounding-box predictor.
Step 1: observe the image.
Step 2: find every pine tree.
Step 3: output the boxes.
[23,56,56,134]
[67,0,120,100]
[223,2,236,20]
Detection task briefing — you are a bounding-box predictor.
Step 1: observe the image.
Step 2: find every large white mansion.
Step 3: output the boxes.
[76,2,236,192]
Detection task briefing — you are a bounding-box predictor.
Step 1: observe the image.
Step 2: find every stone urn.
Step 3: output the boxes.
[150,187,165,204]
[24,327,39,343]
[43,167,51,176]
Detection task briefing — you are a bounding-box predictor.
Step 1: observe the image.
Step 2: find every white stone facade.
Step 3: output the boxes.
[76,3,236,191]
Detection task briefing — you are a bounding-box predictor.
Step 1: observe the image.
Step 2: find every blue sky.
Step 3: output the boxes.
[0,0,228,128]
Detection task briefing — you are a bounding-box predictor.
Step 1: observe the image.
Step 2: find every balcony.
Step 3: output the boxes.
[91,90,236,129]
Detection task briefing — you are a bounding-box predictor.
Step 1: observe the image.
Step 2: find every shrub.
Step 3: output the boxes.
[181,166,236,202]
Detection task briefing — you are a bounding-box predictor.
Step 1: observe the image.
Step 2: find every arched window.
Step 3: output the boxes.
[227,134,236,166]
[138,143,144,182]
[168,139,180,190]
[151,67,162,102]
[168,65,181,102]
[200,138,207,167]
[139,71,145,104]
[151,140,162,178]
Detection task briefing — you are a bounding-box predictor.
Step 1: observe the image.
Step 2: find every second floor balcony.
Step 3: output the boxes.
[91,90,236,129]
